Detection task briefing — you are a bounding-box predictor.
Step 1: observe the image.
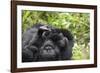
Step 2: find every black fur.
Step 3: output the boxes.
[22,24,74,62]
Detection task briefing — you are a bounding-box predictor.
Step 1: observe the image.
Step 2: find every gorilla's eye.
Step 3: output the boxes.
[50,34,61,41]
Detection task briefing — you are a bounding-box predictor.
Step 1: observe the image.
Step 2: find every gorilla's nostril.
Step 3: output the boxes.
[45,46,52,49]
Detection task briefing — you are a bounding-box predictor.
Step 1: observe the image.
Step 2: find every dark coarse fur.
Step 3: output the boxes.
[22,24,74,62]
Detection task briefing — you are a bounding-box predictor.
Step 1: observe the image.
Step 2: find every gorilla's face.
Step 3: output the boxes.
[39,40,60,60]
[22,24,74,62]
[37,30,68,61]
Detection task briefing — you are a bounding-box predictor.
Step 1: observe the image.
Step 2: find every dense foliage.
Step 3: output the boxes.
[22,10,90,60]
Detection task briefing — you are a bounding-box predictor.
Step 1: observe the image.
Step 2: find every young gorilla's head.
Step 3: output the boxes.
[38,29,69,61]
[22,24,74,62]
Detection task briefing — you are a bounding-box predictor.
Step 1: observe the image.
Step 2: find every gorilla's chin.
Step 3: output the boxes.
[39,53,57,61]
[39,47,56,58]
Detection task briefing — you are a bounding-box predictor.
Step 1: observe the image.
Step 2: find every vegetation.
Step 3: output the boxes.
[22,10,90,60]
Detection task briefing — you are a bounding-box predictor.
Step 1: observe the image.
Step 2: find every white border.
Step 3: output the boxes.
[17,5,94,68]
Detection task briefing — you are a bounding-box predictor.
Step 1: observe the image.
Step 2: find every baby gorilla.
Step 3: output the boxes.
[22,24,74,62]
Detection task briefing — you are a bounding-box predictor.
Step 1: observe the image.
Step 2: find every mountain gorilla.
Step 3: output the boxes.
[22,24,74,62]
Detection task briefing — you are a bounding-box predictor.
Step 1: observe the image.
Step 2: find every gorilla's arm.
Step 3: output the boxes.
[60,29,74,60]
[22,27,39,62]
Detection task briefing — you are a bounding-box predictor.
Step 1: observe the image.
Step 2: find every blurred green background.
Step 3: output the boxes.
[22,10,90,60]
